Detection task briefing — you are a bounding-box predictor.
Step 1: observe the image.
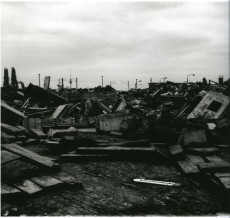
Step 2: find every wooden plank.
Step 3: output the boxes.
[218,177,230,190]
[1,102,27,118]
[1,131,16,142]
[214,172,230,178]
[197,162,230,173]
[2,143,58,169]
[23,138,39,145]
[30,175,63,188]
[187,147,220,155]
[1,183,22,197]
[204,155,226,163]
[186,154,205,165]
[60,154,109,162]
[177,158,200,174]
[51,104,68,118]
[1,150,20,165]
[77,128,97,133]
[1,123,24,136]
[168,144,184,158]
[14,179,43,194]
[51,172,82,188]
[76,146,157,155]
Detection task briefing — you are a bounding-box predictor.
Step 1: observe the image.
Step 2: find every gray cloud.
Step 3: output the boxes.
[1,2,229,90]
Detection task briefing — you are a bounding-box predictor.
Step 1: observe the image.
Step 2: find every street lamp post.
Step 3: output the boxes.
[101,76,103,87]
[187,74,195,83]
[135,79,142,89]
[38,74,40,87]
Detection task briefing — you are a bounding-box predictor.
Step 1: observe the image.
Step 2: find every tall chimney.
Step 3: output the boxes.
[3,68,9,87]
[11,67,18,88]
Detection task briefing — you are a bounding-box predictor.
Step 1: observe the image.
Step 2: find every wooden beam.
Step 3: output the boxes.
[197,162,230,173]
[1,150,20,165]
[2,143,59,170]
[14,179,43,194]
[30,175,63,188]
[177,158,200,175]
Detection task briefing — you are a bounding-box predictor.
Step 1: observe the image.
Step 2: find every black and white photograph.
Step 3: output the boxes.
[1,0,230,216]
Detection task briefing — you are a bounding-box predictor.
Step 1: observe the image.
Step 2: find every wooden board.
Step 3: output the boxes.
[1,123,24,136]
[204,155,226,163]
[1,183,22,197]
[76,146,157,155]
[14,179,43,194]
[52,172,82,188]
[186,154,205,165]
[177,158,200,174]
[1,132,16,142]
[2,143,58,169]
[30,175,63,188]
[187,147,220,155]
[168,144,184,158]
[197,162,230,173]
[218,177,230,190]
[214,172,230,178]
[60,154,109,162]
[1,150,20,165]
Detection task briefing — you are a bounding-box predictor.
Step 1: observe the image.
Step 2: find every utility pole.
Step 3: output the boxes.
[69,70,72,89]
[61,78,64,89]
[75,78,78,89]
[38,74,40,87]
[150,78,152,83]
[135,79,137,89]
[128,81,129,91]
[101,76,103,87]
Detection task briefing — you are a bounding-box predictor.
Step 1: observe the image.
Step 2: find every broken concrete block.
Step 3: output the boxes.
[188,91,230,120]
[98,114,124,132]
[182,129,207,147]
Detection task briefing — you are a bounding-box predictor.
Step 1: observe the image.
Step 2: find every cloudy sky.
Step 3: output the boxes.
[1,1,229,90]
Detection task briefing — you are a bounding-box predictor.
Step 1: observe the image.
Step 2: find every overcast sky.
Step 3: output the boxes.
[1,1,229,90]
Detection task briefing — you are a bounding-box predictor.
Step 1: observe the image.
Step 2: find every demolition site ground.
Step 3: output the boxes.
[2,140,229,216]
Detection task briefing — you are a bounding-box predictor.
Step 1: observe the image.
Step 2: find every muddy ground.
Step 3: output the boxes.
[1,141,230,216]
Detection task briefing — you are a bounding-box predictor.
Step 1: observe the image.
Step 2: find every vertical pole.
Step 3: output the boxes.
[101,76,103,87]
[128,81,129,91]
[76,78,78,89]
[38,74,40,87]
[150,78,152,83]
[61,78,64,89]
[135,79,137,89]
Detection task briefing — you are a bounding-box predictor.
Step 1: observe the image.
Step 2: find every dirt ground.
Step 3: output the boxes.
[1,136,230,216]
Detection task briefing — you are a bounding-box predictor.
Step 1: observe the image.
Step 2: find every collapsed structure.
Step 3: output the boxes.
[1,70,230,215]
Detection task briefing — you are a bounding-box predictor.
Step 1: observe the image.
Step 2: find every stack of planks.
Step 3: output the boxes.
[1,143,82,199]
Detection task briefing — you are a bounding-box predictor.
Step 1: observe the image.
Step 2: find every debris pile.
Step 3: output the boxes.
[1,75,230,211]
